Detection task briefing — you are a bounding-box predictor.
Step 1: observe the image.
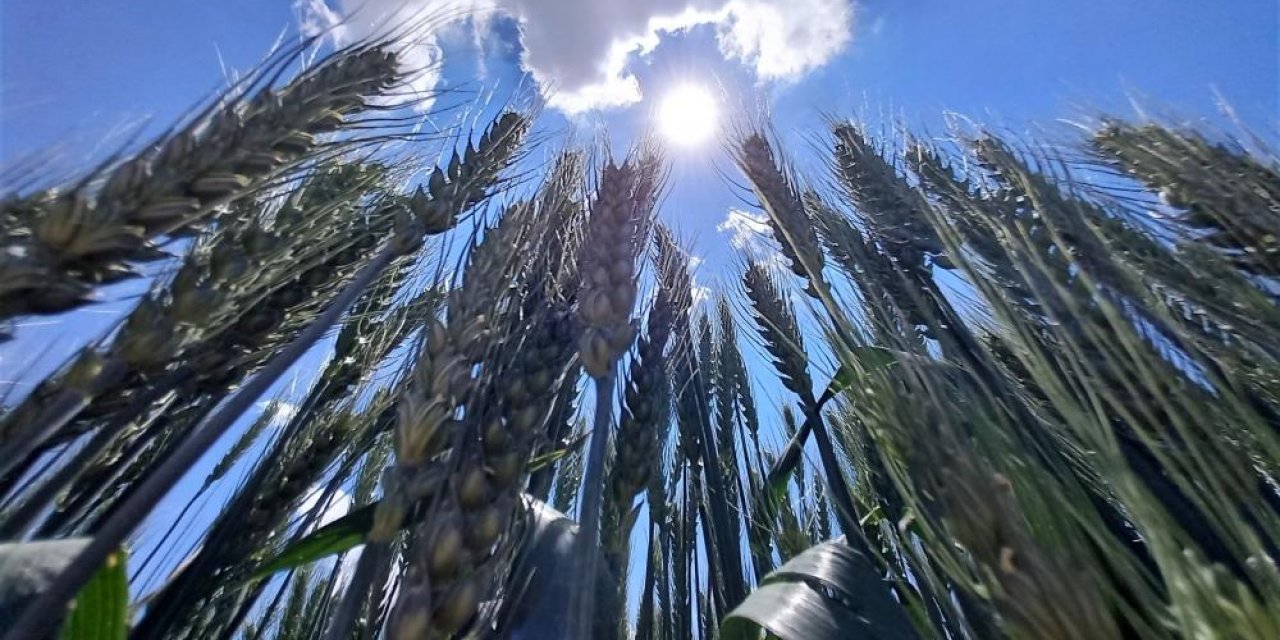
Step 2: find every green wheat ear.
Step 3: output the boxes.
[0,44,408,326]
[743,262,813,401]
[1093,121,1280,276]
[6,15,1280,639]
[602,223,692,584]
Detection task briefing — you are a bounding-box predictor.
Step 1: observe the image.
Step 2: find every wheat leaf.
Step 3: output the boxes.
[250,503,376,580]
[722,539,920,640]
[59,549,128,640]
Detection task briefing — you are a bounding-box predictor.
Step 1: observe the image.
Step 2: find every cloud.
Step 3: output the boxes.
[717,207,772,251]
[718,208,788,273]
[296,0,345,38]
[686,255,711,307]
[692,284,711,307]
[297,0,854,113]
[869,15,887,36]
[717,0,854,81]
[296,0,471,110]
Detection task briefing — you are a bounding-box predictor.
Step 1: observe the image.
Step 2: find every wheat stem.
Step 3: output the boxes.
[570,371,618,639]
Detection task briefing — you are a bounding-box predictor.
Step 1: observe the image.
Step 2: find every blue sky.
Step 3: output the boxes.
[5,1,1276,175]
[2,0,1278,625]
[4,1,1276,280]
[5,0,1275,346]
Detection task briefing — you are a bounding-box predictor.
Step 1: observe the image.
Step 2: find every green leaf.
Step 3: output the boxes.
[823,364,857,402]
[528,430,591,473]
[765,359,869,501]
[250,503,376,580]
[60,548,128,640]
[721,539,922,640]
[819,347,898,403]
[855,345,899,370]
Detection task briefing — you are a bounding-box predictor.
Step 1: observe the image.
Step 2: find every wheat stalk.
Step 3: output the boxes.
[668,303,749,613]
[602,224,691,585]
[567,150,662,639]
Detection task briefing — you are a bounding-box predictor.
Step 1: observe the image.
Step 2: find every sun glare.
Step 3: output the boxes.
[658,84,718,147]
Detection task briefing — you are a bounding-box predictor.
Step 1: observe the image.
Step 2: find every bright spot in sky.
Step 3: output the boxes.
[658,84,718,147]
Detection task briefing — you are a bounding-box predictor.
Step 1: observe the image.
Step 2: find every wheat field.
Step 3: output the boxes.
[1,23,1279,640]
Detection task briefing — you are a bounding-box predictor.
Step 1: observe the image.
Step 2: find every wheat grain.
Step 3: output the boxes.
[607,226,689,506]
[1093,121,1280,276]
[736,133,827,297]
[602,225,691,584]
[568,150,663,639]
[0,44,407,326]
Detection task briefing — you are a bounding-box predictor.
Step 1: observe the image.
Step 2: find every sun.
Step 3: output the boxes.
[658,84,718,147]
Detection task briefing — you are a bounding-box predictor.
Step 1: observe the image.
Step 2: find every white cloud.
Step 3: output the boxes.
[691,283,712,307]
[718,207,788,272]
[717,207,772,251]
[869,15,887,36]
[296,0,474,110]
[717,0,854,81]
[686,255,711,307]
[296,0,344,39]
[297,0,854,113]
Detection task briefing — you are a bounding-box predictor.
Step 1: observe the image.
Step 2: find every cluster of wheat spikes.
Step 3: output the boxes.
[3,27,1280,640]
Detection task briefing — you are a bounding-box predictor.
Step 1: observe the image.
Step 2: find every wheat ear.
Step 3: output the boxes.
[0,43,406,325]
[736,133,827,297]
[569,151,662,639]
[603,225,692,579]
[1093,121,1280,276]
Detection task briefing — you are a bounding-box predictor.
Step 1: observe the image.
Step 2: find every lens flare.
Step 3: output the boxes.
[658,84,718,147]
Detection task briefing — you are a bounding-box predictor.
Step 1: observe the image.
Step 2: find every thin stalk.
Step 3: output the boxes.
[246,570,295,640]
[322,542,386,640]
[528,380,579,500]
[358,547,397,640]
[570,372,617,640]
[684,362,747,612]
[804,406,859,536]
[636,520,659,639]
[694,474,727,622]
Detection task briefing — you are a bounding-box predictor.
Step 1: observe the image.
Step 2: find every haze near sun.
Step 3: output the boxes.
[658,84,718,148]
